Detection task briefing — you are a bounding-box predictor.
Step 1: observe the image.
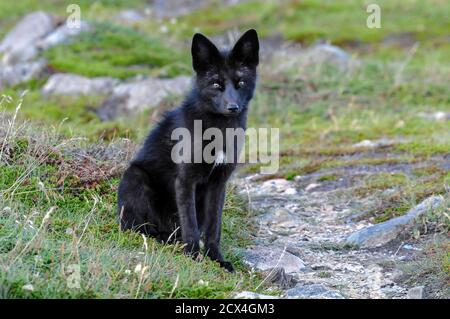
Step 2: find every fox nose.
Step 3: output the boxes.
[227,103,239,113]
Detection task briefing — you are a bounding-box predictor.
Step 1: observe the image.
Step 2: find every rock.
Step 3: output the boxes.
[418,111,450,122]
[36,21,90,50]
[261,178,292,193]
[346,196,443,248]
[243,246,306,274]
[308,44,350,68]
[0,11,55,64]
[407,286,424,299]
[41,73,119,96]
[97,76,191,120]
[305,183,320,191]
[265,267,293,289]
[152,0,209,18]
[234,291,279,299]
[114,10,146,23]
[22,284,34,292]
[284,187,297,195]
[286,283,344,299]
[0,59,47,87]
[352,138,396,148]
[269,43,355,75]
[152,0,242,18]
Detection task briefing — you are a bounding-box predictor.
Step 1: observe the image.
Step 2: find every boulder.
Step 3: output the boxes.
[97,76,191,120]
[36,21,90,50]
[41,73,119,96]
[346,196,443,248]
[0,59,47,87]
[0,11,55,64]
[243,246,306,274]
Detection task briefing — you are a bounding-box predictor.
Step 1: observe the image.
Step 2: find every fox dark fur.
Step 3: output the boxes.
[117,29,259,272]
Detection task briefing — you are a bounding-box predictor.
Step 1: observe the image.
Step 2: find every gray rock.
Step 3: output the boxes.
[152,0,242,18]
[0,59,47,87]
[308,44,350,67]
[269,43,354,74]
[346,196,443,248]
[152,0,209,18]
[265,267,293,289]
[0,11,55,64]
[41,73,119,96]
[114,10,146,23]
[352,138,396,149]
[407,286,425,299]
[286,283,344,299]
[97,76,191,120]
[243,246,306,274]
[418,111,450,122]
[234,291,279,299]
[36,21,90,50]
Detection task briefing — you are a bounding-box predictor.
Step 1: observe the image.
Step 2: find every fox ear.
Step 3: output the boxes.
[230,29,259,68]
[191,33,222,73]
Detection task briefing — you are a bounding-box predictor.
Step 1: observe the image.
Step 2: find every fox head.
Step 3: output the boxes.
[191,29,259,117]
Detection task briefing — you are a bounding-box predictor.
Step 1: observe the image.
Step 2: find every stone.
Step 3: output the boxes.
[418,111,450,122]
[307,44,350,68]
[152,0,209,18]
[0,11,55,64]
[286,283,344,299]
[261,178,292,193]
[352,138,396,148]
[114,10,146,23]
[41,73,119,96]
[36,21,90,50]
[97,76,191,120]
[0,59,47,87]
[268,43,357,76]
[407,286,424,299]
[234,291,279,299]
[305,183,320,191]
[284,187,297,195]
[243,246,306,274]
[346,196,443,248]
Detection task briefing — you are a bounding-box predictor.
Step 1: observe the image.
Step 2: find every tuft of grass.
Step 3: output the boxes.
[399,236,450,299]
[0,110,267,298]
[45,22,191,79]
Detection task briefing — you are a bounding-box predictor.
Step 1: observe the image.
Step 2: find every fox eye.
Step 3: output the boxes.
[212,82,221,89]
[237,80,245,88]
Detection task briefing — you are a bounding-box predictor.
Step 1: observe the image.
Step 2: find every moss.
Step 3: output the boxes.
[45,22,191,79]
[318,174,338,182]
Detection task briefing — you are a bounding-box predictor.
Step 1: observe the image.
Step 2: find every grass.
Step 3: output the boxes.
[152,0,450,45]
[45,22,191,79]
[0,111,269,298]
[1,0,449,298]
[399,235,450,299]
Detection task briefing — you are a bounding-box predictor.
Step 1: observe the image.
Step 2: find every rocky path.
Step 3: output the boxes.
[233,159,445,299]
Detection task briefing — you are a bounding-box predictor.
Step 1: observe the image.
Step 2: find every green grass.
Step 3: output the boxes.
[399,235,450,299]
[1,0,449,299]
[0,115,268,298]
[156,0,450,45]
[45,22,191,79]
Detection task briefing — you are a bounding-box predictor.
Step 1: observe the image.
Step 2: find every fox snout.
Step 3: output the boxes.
[226,103,239,113]
[222,86,241,115]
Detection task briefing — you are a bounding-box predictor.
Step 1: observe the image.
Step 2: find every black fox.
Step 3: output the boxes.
[117,29,259,272]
